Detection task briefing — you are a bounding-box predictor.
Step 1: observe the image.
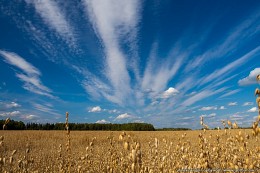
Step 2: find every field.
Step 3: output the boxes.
[0,129,260,173]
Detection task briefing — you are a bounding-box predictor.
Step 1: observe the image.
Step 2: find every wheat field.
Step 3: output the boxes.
[0,129,260,173]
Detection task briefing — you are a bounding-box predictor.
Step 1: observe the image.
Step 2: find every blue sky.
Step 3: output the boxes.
[0,0,260,129]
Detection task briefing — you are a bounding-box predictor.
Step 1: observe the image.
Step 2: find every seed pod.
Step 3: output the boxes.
[132,149,136,163]
[131,163,135,171]
[124,142,129,150]
[11,150,16,155]
[154,138,159,148]
[9,156,13,164]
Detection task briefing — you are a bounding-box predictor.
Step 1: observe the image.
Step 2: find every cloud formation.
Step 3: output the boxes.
[247,107,257,113]
[0,110,20,117]
[33,103,60,116]
[0,50,54,98]
[84,0,141,105]
[0,101,21,110]
[201,113,216,118]
[243,102,253,106]
[89,106,102,112]
[238,68,260,86]
[115,113,134,120]
[219,89,240,98]
[219,106,226,110]
[199,106,217,111]
[96,119,110,124]
[228,102,238,106]
[22,114,39,120]
[161,87,179,99]
[25,0,77,49]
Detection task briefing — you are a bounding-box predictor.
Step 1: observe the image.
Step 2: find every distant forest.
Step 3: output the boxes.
[0,119,155,131]
[0,119,195,131]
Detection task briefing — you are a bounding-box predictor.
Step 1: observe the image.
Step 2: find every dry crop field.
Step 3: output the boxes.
[0,129,260,173]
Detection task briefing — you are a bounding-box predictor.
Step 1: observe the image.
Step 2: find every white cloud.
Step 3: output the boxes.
[182,87,226,106]
[3,102,21,109]
[243,102,253,106]
[247,107,258,113]
[186,10,260,74]
[142,43,184,93]
[161,87,179,99]
[238,68,260,86]
[108,109,119,114]
[22,114,39,120]
[115,113,134,120]
[201,113,216,118]
[33,103,60,116]
[208,113,216,117]
[151,101,159,106]
[179,116,194,120]
[199,46,260,86]
[96,119,110,124]
[219,106,226,110]
[132,120,144,123]
[229,114,244,121]
[0,50,40,75]
[8,102,20,108]
[0,111,20,117]
[228,102,237,106]
[84,0,141,104]
[219,89,240,98]
[89,106,102,112]
[25,0,77,48]
[199,106,217,111]
[0,50,54,98]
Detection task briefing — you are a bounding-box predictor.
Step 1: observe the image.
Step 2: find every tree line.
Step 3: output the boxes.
[0,119,155,131]
[156,128,191,131]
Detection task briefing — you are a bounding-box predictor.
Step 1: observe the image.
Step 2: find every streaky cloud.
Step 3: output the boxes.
[0,50,55,98]
[186,9,260,73]
[199,46,260,87]
[25,0,78,50]
[219,89,241,98]
[83,0,141,105]
[182,87,226,106]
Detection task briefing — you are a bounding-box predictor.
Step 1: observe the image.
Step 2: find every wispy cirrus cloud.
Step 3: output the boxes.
[228,102,238,106]
[25,0,77,49]
[201,113,216,118]
[229,114,245,121]
[84,0,141,105]
[199,46,260,87]
[182,87,226,106]
[186,9,260,73]
[0,110,20,117]
[0,101,21,110]
[142,44,184,94]
[199,106,217,111]
[115,113,135,120]
[219,89,241,98]
[0,50,54,98]
[21,114,40,120]
[32,103,60,116]
[243,102,253,106]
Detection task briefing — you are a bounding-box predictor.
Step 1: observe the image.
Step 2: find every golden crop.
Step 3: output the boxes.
[0,128,260,173]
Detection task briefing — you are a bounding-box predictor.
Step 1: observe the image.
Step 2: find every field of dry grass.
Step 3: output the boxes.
[1,129,260,172]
